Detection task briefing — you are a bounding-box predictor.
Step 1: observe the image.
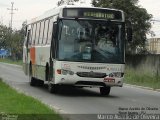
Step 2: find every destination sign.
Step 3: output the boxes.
[63,8,122,20]
[83,12,114,19]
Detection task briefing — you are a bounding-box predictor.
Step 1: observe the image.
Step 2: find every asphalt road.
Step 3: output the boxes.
[0,63,160,120]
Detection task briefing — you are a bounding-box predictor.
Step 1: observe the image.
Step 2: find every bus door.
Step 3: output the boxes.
[49,22,57,81]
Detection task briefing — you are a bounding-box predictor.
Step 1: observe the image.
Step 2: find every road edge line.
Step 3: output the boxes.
[124,83,160,92]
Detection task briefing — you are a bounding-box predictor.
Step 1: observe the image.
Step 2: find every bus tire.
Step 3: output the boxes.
[45,65,49,81]
[29,64,36,86]
[100,86,111,96]
[48,83,59,94]
[37,80,44,86]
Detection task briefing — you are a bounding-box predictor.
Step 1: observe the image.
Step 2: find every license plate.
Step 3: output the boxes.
[104,77,115,83]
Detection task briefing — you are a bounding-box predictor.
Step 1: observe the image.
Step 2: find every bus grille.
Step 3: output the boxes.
[76,72,106,78]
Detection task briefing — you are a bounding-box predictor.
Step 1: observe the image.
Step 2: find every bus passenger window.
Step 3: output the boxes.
[47,18,54,44]
[43,19,49,44]
[31,24,36,45]
[39,21,45,45]
[35,22,41,45]
[28,25,33,45]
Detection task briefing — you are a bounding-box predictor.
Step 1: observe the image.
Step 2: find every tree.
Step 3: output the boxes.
[10,21,26,60]
[10,30,24,60]
[57,0,79,6]
[92,0,152,54]
[0,23,25,60]
[0,25,10,49]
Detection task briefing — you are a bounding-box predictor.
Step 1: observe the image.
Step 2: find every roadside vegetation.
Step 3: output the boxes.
[0,78,63,120]
[0,58,22,66]
[124,66,160,90]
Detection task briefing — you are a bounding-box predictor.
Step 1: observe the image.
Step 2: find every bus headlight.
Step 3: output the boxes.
[109,72,123,78]
[62,70,68,75]
[61,69,74,75]
[69,71,74,75]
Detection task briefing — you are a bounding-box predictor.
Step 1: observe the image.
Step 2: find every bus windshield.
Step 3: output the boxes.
[57,19,125,63]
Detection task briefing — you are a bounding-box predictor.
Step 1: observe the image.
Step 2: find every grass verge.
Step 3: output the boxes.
[124,67,160,90]
[0,58,22,66]
[0,78,63,120]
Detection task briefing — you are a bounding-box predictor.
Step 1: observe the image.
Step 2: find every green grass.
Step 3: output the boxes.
[124,67,160,90]
[0,79,63,120]
[0,58,22,66]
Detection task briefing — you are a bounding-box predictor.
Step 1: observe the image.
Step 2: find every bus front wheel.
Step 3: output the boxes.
[48,83,59,94]
[100,86,111,96]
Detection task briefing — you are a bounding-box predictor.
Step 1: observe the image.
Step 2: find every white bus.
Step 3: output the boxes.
[23,5,132,95]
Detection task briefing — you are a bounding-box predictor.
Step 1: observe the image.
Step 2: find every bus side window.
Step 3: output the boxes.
[35,22,41,45]
[45,19,50,44]
[37,22,41,45]
[39,21,45,45]
[47,18,54,44]
[29,25,33,45]
[43,19,49,45]
[31,23,37,45]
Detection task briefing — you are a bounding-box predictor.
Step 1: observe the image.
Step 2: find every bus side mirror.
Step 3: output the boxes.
[53,22,57,38]
[126,21,133,42]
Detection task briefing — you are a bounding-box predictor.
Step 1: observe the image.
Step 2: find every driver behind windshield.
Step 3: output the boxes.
[96,25,116,54]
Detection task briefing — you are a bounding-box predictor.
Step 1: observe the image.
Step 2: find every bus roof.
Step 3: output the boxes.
[27,5,124,25]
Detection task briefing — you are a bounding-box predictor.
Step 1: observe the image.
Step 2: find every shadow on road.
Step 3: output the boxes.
[34,84,119,98]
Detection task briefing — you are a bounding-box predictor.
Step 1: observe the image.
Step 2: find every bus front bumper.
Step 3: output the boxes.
[55,75,123,87]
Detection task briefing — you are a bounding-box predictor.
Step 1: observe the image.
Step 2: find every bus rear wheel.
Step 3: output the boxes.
[29,64,36,86]
[100,86,111,96]
[37,80,44,86]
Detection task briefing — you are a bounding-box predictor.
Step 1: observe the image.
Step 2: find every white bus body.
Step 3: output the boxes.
[23,5,129,95]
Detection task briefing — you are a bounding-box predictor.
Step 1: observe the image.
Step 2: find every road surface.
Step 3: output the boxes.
[0,63,160,120]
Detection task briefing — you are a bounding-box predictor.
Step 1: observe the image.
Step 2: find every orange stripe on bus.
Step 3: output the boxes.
[30,47,36,64]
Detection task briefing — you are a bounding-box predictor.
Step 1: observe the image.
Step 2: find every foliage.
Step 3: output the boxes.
[0,25,10,49]
[125,66,160,89]
[0,58,22,65]
[57,0,79,6]
[92,0,152,53]
[0,22,26,60]
[10,31,24,60]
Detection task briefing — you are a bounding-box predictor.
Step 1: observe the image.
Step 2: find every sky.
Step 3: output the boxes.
[139,0,160,38]
[0,0,160,38]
